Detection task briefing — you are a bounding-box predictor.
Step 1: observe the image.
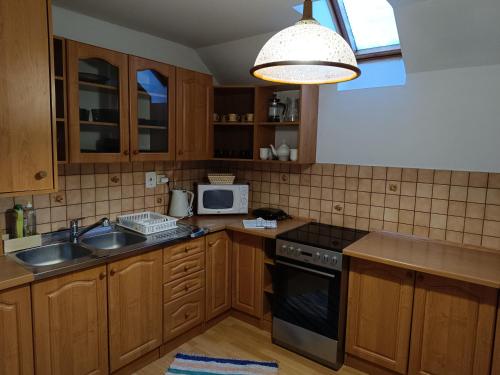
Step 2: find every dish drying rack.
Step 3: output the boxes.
[117,212,178,235]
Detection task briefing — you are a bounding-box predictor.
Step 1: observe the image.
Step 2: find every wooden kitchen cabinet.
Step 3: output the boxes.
[232,232,263,318]
[164,288,205,341]
[408,273,497,375]
[129,56,176,161]
[32,266,108,375]
[67,40,130,163]
[175,67,213,160]
[492,301,500,375]
[346,258,415,374]
[0,0,56,196]
[0,286,34,375]
[206,231,232,320]
[107,250,163,372]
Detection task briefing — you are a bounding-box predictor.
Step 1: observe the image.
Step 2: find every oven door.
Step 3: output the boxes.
[273,259,341,340]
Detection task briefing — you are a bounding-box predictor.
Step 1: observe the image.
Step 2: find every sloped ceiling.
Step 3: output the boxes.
[52,0,302,48]
[54,0,500,84]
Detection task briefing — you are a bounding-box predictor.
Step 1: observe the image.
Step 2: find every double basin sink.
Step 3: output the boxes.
[12,230,147,270]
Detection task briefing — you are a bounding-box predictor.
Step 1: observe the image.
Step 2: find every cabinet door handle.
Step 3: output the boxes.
[123,150,129,156]
[133,150,139,155]
[208,241,215,247]
[36,171,48,180]
[110,268,117,276]
[99,271,106,280]
[178,150,183,155]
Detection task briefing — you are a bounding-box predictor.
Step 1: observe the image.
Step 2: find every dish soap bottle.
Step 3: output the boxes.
[14,204,24,238]
[23,202,36,236]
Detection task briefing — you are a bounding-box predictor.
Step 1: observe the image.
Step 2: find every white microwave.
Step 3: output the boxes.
[197,183,249,215]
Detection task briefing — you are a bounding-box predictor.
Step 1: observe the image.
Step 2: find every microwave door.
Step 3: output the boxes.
[202,190,234,209]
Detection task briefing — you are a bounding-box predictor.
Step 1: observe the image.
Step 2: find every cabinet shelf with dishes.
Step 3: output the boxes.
[53,36,69,164]
[212,84,318,164]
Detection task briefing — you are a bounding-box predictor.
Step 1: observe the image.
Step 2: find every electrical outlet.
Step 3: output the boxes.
[145,172,157,189]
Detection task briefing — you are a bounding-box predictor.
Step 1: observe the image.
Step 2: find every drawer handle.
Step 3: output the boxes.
[36,170,48,180]
[184,265,193,272]
[185,312,193,319]
[99,271,106,280]
[184,285,190,291]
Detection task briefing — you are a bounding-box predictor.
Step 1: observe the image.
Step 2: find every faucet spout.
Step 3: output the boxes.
[70,218,110,243]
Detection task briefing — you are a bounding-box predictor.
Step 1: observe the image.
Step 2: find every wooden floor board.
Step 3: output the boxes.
[136,317,365,375]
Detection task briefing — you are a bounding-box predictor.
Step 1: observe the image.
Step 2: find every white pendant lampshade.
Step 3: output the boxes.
[250,0,360,84]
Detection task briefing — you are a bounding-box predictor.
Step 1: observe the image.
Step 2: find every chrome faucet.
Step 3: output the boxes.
[70,218,110,243]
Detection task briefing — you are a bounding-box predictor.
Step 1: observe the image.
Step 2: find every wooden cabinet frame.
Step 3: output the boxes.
[129,56,176,161]
[67,40,130,163]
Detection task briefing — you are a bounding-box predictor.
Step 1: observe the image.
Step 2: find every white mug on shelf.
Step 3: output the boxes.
[259,147,270,160]
[290,148,298,161]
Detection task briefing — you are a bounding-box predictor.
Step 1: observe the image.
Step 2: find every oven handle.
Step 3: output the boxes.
[275,260,336,279]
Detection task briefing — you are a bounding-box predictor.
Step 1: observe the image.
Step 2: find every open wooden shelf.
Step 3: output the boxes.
[138,124,167,130]
[80,120,119,127]
[138,90,166,98]
[79,81,118,91]
[259,121,299,126]
[213,122,254,126]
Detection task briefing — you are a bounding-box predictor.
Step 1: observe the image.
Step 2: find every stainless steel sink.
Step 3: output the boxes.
[81,231,146,250]
[14,243,93,267]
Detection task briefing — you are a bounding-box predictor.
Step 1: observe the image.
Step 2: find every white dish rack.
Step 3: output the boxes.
[117,212,178,235]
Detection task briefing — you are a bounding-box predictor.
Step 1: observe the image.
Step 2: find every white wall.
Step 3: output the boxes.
[317,64,500,172]
[52,6,211,74]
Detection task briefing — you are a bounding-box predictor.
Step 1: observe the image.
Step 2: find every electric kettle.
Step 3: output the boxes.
[169,189,194,218]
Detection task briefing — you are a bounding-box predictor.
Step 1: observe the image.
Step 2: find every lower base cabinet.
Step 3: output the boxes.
[346,259,414,374]
[232,232,263,318]
[32,266,109,375]
[347,258,499,375]
[492,303,500,375]
[108,250,163,372]
[0,286,34,375]
[206,231,232,321]
[408,274,497,375]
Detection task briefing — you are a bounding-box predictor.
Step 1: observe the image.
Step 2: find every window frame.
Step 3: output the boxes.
[328,0,402,60]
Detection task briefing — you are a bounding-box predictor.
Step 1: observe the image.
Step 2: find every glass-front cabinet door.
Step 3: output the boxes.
[67,41,129,163]
[129,56,175,161]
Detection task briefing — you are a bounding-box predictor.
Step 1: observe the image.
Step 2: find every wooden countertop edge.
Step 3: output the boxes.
[343,249,500,289]
[0,270,34,292]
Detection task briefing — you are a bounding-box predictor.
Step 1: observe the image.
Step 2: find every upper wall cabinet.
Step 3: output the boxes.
[67,41,130,163]
[129,56,176,161]
[175,68,213,161]
[0,0,57,196]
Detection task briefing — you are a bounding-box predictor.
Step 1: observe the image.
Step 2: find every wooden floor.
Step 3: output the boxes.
[137,317,366,375]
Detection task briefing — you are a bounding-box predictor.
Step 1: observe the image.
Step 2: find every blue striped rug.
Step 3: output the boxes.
[166,353,279,375]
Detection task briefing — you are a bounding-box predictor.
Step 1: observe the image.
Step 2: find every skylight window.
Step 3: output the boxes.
[294,0,401,59]
[337,0,400,53]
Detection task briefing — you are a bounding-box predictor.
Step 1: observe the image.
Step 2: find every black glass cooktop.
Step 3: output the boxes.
[277,222,368,252]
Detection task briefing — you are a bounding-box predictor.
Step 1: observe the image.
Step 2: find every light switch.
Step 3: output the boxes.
[145,172,157,188]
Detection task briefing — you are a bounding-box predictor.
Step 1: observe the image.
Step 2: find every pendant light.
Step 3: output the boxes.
[250,0,360,84]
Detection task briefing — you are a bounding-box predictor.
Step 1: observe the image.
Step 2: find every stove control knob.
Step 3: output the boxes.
[313,252,321,261]
[331,257,338,265]
[322,254,329,263]
[296,248,302,256]
[288,246,295,256]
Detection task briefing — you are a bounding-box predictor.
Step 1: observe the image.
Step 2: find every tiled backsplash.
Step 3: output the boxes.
[0,161,210,238]
[221,162,500,251]
[1,160,500,252]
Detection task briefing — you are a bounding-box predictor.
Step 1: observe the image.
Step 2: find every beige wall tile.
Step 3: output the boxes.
[432,184,450,200]
[66,190,81,205]
[446,216,465,232]
[67,204,82,220]
[469,172,488,188]
[415,197,431,212]
[33,194,50,209]
[401,182,416,196]
[463,233,482,246]
[402,168,418,182]
[467,187,486,203]
[400,196,415,211]
[448,201,466,217]
[433,170,451,184]
[385,195,399,209]
[416,183,432,198]
[358,179,372,192]
[387,167,402,181]
[483,220,500,237]
[50,206,66,222]
[384,208,399,222]
[371,193,385,207]
[414,212,430,227]
[486,188,500,205]
[464,218,483,234]
[482,236,500,250]
[65,175,80,190]
[82,203,96,217]
[399,210,414,225]
[358,166,372,179]
[95,188,109,202]
[81,174,95,189]
[489,173,500,188]
[449,186,467,201]
[81,189,96,203]
[417,169,434,183]
[451,171,469,186]
[431,199,448,214]
[372,167,386,180]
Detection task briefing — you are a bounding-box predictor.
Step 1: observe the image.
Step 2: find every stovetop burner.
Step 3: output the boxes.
[277,222,368,252]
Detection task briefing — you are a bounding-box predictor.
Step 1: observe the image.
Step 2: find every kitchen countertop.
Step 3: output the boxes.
[0,215,310,291]
[181,215,311,239]
[344,231,500,289]
[0,256,35,292]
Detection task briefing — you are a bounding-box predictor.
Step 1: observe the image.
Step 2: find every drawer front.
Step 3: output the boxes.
[164,289,205,342]
[163,271,205,303]
[164,238,205,263]
[163,252,205,283]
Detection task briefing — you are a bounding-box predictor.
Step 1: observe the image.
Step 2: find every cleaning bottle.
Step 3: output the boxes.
[23,202,36,236]
[14,204,24,238]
